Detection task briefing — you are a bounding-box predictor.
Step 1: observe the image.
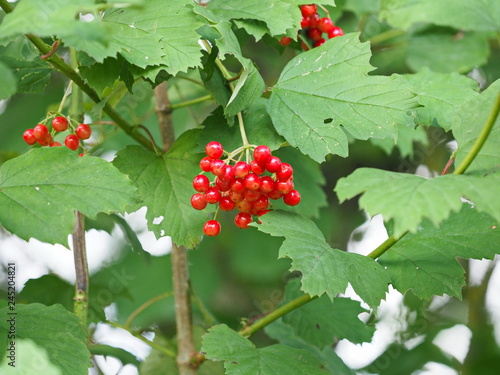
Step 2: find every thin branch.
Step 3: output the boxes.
[154,82,175,152]
[72,211,89,328]
[125,291,174,330]
[453,90,500,175]
[170,94,213,110]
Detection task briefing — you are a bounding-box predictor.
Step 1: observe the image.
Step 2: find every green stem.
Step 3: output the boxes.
[125,292,174,330]
[366,233,406,259]
[170,94,213,110]
[453,91,500,175]
[107,322,176,358]
[368,28,406,45]
[0,0,156,151]
[239,294,318,338]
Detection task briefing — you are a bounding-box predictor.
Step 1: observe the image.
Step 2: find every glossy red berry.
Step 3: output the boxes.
[193,174,210,192]
[250,160,266,175]
[205,141,223,159]
[314,38,326,47]
[33,124,49,140]
[283,190,301,206]
[328,26,344,38]
[266,156,282,173]
[234,161,251,178]
[52,116,69,132]
[219,196,236,211]
[318,17,334,33]
[244,174,261,190]
[204,187,221,204]
[300,4,317,17]
[276,179,294,194]
[229,190,245,203]
[76,124,92,140]
[230,178,246,193]
[221,165,235,181]
[37,134,53,146]
[203,220,221,236]
[65,134,80,151]
[234,212,252,229]
[215,177,231,192]
[200,156,213,172]
[309,13,320,28]
[279,36,292,46]
[211,159,226,177]
[253,145,271,164]
[23,129,37,145]
[308,27,323,41]
[253,195,269,212]
[277,163,293,180]
[50,141,62,147]
[259,176,275,194]
[191,193,207,210]
[301,16,311,29]
[267,189,283,200]
[235,199,252,213]
[244,189,261,202]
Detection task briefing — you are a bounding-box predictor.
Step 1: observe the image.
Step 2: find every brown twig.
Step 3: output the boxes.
[154,82,174,152]
[40,40,60,60]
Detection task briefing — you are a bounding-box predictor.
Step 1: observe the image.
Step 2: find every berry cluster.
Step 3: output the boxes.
[192,142,301,237]
[22,116,92,153]
[279,4,344,49]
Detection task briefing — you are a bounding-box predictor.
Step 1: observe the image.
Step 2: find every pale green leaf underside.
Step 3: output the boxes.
[380,205,500,299]
[335,169,500,237]
[380,0,500,31]
[252,210,390,308]
[113,130,208,248]
[0,339,63,375]
[0,148,137,246]
[201,324,328,375]
[268,33,417,162]
[0,303,90,374]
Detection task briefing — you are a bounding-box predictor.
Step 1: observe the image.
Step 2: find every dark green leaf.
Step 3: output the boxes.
[0,62,16,99]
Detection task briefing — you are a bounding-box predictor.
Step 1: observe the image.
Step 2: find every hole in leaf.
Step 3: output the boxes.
[324,118,333,124]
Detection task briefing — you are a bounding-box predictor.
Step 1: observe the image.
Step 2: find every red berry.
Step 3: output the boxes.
[276,179,294,194]
[267,189,283,200]
[253,145,271,164]
[244,174,261,190]
[191,193,207,210]
[219,196,236,211]
[277,163,293,180]
[308,27,323,41]
[244,189,261,202]
[51,116,69,132]
[37,134,53,146]
[204,187,221,204]
[301,16,310,29]
[215,177,231,192]
[279,36,292,46]
[200,156,213,172]
[266,156,282,173]
[300,4,317,17]
[203,220,221,236]
[283,190,301,206]
[229,190,245,203]
[328,26,344,38]
[65,134,80,150]
[309,13,320,28]
[205,141,223,159]
[253,195,269,212]
[259,176,275,194]
[23,129,37,145]
[235,199,252,213]
[314,38,326,47]
[230,178,246,193]
[221,165,235,181]
[211,159,226,177]
[250,160,266,175]
[234,212,252,229]
[318,17,334,33]
[76,124,92,140]
[50,141,62,147]
[193,174,210,192]
[257,209,271,223]
[33,124,49,140]
[234,161,251,178]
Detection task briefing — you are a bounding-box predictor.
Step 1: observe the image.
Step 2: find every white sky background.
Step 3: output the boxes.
[1,209,500,375]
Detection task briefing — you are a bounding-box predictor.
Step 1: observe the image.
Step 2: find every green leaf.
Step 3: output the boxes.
[0,62,16,99]
[406,30,490,74]
[336,168,500,236]
[89,345,140,367]
[403,68,479,130]
[282,279,374,346]
[268,33,417,162]
[201,324,329,375]
[0,0,111,58]
[272,147,327,218]
[0,339,63,374]
[369,123,428,157]
[453,79,500,174]
[252,210,390,308]
[102,0,204,73]
[79,57,121,97]
[0,303,90,374]
[0,148,138,246]
[380,0,500,31]
[265,320,355,375]
[113,130,207,248]
[379,205,500,299]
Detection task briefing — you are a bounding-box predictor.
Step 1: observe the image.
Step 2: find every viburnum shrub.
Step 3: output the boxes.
[1,1,500,375]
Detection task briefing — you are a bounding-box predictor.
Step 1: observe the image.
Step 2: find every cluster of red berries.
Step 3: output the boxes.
[192,142,301,237]
[279,4,344,49]
[22,116,92,152]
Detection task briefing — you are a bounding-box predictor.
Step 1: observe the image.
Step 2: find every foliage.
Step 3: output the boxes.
[0,0,499,374]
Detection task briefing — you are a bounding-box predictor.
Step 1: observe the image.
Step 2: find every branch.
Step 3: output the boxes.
[72,211,89,327]
[154,82,175,152]
[0,0,157,151]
